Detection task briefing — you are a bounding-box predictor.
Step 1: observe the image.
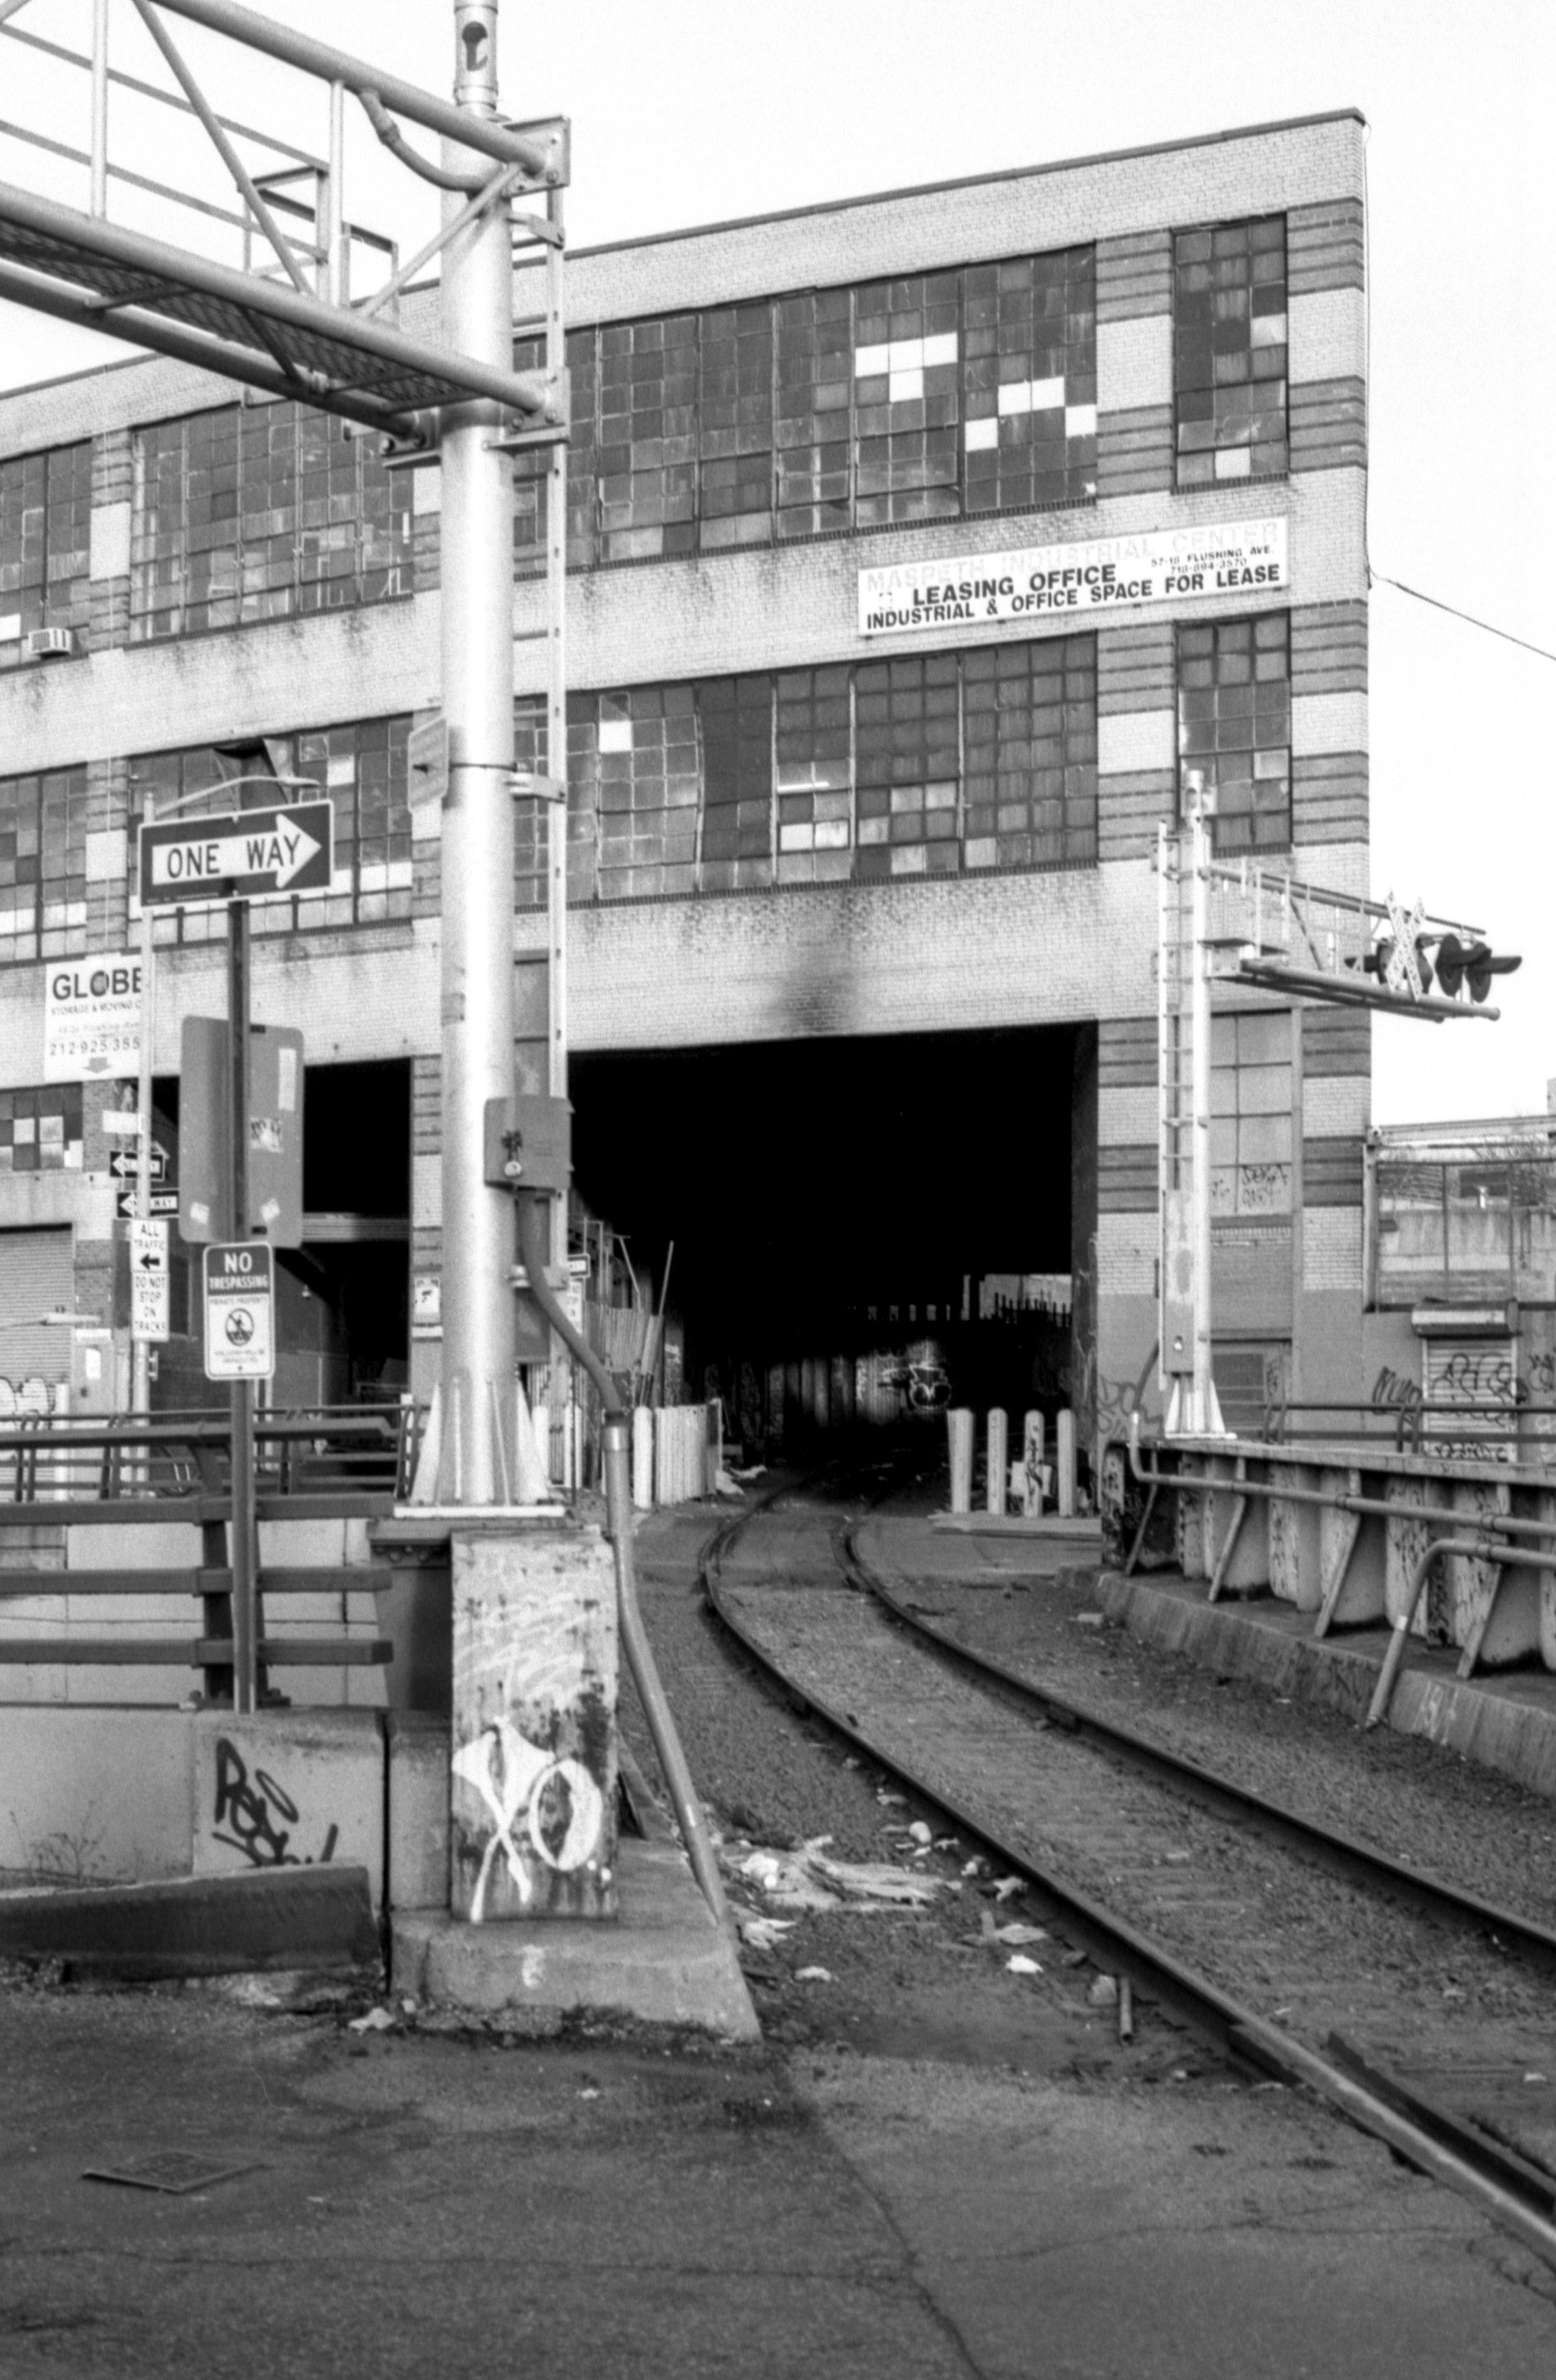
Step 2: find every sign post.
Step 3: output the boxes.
[139,796,329,1713]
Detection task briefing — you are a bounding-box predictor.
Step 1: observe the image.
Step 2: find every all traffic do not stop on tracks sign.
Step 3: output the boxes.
[202,1244,275,1382]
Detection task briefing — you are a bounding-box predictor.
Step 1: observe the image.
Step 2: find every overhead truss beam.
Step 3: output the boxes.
[0,176,560,434]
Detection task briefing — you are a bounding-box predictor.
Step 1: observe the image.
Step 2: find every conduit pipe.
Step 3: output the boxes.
[515,1194,732,1933]
[1365,1535,1556,1732]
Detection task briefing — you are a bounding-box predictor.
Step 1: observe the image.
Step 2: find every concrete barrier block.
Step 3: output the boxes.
[1205,1458,1269,1592]
[1268,1465,1323,1609]
[1446,1477,1514,1655]
[1318,1474,1387,1629]
[0,1706,193,1884]
[191,1708,385,1903]
[386,1711,449,1912]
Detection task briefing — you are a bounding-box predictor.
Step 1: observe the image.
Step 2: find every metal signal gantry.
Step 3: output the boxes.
[1156,800,1520,1439]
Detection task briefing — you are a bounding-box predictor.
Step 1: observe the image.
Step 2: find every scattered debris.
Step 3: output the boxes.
[1162,1850,1192,1865]
[1117,1978,1135,2043]
[961,1858,984,1878]
[347,2006,395,2034]
[1073,1612,1106,1629]
[84,2150,259,2196]
[1087,1974,1119,2008]
[1525,2072,1549,2085]
[991,1876,1025,1902]
[795,1967,834,1984]
[876,1791,907,1807]
[727,1838,946,1913]
[992,1922,1047,1947]
[1006,1954,1042,1977]
[577,2087,601,2101]
[736,1914,796,1954]
[907,1821,933,1847]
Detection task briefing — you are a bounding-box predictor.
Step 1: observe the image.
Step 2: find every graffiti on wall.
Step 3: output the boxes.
[452,1718,606,1924]
[0,1378,56,1419]
[211,1737,339,1869]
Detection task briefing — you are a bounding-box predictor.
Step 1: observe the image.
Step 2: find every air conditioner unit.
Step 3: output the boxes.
[22,626,78,662]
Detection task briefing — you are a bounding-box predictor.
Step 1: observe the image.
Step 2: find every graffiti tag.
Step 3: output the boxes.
[452,1718,605,1924]
[211,1737,338,1869]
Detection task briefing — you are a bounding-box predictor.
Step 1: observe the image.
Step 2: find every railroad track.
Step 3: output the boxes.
[698,1485,1556,2272]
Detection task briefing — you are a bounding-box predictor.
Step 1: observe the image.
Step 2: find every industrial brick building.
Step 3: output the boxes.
[0,108,1370,1473]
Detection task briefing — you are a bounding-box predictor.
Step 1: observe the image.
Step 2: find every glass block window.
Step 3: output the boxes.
[700,674,776,891]
[853,653,962,880]
[963,251,1097,514]
[596,316,699,563]
[130,403,412,640]
[1177,614,1291,854]
[0,443,92,666]
[1174,217,1288,487]
[774,289,853,540]
[128,718,411,943]
[699,302,774,550]
[852,272,962,528]
[962,636,1098,870]
[0,1084,83,1174]
[1210,1011,1292,1217]
[0,768,87,964]
[775,666,853,883]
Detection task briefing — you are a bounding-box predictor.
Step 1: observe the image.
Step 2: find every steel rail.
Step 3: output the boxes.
[836,1524,1556,1974]
[697,1491,1556,2272]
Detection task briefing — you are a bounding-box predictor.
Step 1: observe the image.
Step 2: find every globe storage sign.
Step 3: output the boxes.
[44,954,143,1083]
[858,516,1288,635]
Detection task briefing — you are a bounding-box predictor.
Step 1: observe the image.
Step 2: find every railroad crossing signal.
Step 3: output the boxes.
[202,1244,275,1383]
[129,1218,169,1345]
[138,803,333,908]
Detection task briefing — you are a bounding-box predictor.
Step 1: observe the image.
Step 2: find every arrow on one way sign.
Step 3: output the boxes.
[139,802,334,908]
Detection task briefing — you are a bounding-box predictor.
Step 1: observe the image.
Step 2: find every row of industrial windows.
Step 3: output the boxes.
[0,616,1293,956]
[0,215,1290,651]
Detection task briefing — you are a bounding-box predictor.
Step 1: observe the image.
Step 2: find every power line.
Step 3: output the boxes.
[1370,570,1556,667]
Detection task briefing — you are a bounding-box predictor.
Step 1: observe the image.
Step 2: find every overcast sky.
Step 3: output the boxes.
[2,0,1552,1127]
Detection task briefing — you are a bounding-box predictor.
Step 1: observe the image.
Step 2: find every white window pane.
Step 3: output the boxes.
[965,417,998,451]
[997,382,1031,417]
[854,343,889,376]
[922,332,957,367]
[888,368,924,404]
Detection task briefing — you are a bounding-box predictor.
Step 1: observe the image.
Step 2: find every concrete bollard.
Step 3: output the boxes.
[1056,1408,1076,1519]
[986,1409,1008,1516]
[948,1409,973,1514]
[1021,1411,1044,1515]
[631,1408,654,1510]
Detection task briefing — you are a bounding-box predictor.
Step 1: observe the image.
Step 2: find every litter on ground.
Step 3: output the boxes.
[726,1837,947,1912]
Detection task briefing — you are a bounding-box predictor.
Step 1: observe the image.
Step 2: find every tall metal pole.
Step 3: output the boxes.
[228,898,257,1712]
[437,0,516,1505]
[543,186,572,1480]
[1189,802,1217,1437]
[131,899,155,1415]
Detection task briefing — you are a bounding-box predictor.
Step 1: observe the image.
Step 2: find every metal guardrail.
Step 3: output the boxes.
[0,1403,423,1515]
[0,1404,435,1700]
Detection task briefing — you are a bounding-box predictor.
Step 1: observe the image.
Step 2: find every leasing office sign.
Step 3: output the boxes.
[857,516,1288,635]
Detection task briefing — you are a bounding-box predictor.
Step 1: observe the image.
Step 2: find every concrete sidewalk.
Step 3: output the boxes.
[2,1976,1554,2378]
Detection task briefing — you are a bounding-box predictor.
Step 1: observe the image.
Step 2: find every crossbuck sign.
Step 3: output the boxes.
[139,803,334,907]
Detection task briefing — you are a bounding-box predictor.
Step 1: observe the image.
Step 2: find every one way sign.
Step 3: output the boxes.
[139,802,333,907]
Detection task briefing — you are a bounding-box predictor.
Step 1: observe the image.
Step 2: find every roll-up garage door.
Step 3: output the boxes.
[1423,1334,1516,1457]
[0,1227,72,1413]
